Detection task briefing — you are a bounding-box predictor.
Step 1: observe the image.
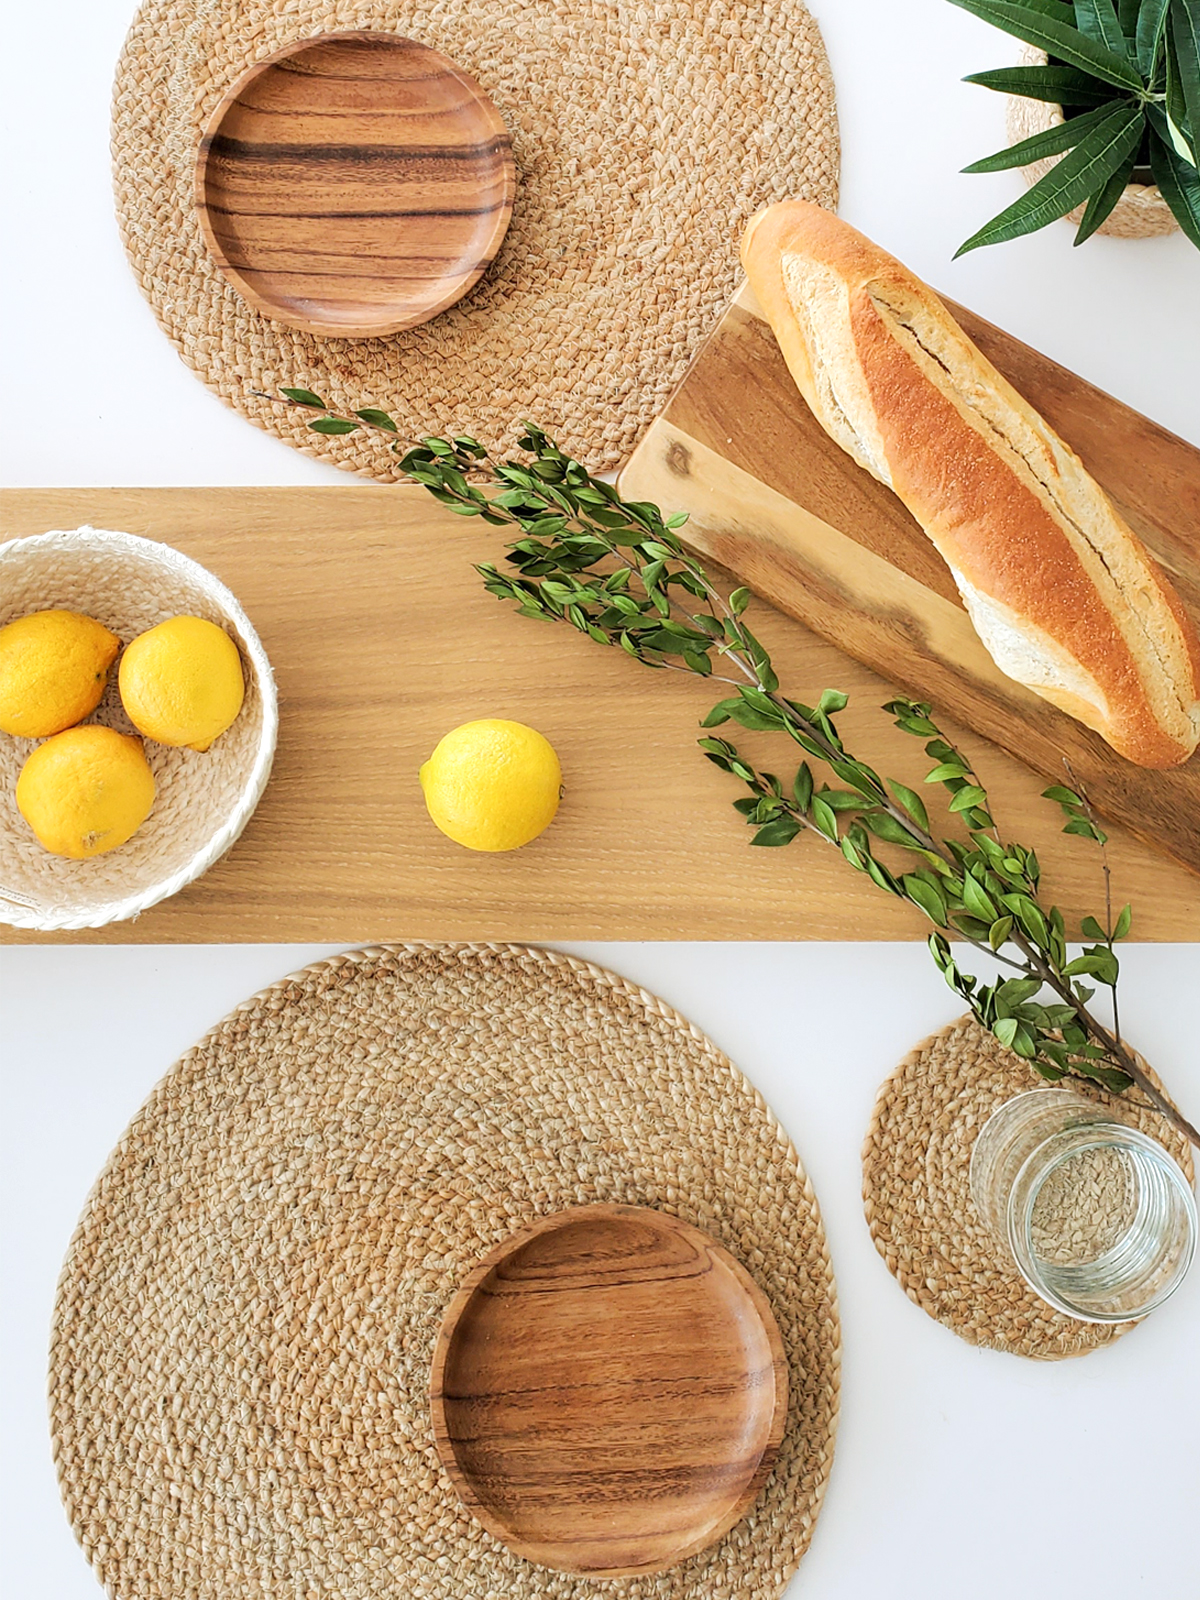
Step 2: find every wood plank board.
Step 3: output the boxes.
[618,282,1200,878]
[1,487,1197,943]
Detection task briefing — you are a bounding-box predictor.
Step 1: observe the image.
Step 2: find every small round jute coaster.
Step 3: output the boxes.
[862,1015,1194,1361]
[111,0,839,477]
[51,943,840,1599]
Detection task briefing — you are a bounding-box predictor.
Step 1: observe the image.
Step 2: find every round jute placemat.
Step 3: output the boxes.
[51,943,840,1600]
[111,0,839,477]
[862,1015,1195,1361]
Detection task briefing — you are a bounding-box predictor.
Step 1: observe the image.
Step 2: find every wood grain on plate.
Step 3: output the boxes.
[195,32,514,337]
[618,281,1200,879]
[2,487,1197,943]
[429,1205,788,1577]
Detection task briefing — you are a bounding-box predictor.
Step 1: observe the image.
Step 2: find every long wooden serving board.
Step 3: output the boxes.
[2,487,1196,943]
[618,282,1200,879]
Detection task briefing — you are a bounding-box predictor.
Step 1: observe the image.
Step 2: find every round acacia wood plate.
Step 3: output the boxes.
[429,1203,789,1578]
[194,31,515,338]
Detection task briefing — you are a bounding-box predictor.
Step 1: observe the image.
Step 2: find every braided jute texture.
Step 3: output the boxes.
[111,0,839,477]
[51,943,840,1600]
[862,1016,1195,1361]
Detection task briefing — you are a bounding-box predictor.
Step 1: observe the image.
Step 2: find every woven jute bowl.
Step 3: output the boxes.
[1007,46,1178,239]
[0,528,276,930]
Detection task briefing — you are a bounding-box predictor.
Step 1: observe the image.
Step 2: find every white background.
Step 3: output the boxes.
[1,1,1198,1597]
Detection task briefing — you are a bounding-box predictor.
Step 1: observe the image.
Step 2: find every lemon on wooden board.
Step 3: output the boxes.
[119,615,245,752]
[0,609,121,739]
[420,719,562,852]
[16,725,156,859]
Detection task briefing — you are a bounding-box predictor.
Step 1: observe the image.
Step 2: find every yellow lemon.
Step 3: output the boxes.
[16,725,156,859]
[119,616,245,752]
[0,609,121,739]
[419,719,562,852]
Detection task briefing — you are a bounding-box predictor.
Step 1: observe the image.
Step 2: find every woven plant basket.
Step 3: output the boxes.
[1006,45,1179,238]
[0,528,277,930]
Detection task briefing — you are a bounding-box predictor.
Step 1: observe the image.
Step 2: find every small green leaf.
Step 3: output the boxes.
[281,386,327,408]
[993,1016,1020,1049]
[1042,784,1083,807]
[354,408,399,431]
[752,817,803,847]
[887,779,930,832]
[309,416,360,435]
[793,763,814,811]
[989,914,1015,950]
[948,785,989,813]
[925,762,971,783]
[961,874,998,921]
[903,874,948,926]
[810,795,839,841]
[1080,915,1108,941]
[817,688,849,714]
[1113,903,1132,940]
[729,587,751,615]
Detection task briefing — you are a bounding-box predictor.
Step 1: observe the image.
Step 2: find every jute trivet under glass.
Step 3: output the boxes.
[111,0,839,476]
[51,943,840,1599]
[862,1015,1194,1361]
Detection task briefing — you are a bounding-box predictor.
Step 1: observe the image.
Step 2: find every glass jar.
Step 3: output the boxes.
[969,1088,1196,1323]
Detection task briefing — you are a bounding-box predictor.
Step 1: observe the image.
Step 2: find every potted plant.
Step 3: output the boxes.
[948,0,1200,253]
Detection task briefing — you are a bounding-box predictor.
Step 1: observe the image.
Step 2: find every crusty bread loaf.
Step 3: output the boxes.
[740,200,1200,770]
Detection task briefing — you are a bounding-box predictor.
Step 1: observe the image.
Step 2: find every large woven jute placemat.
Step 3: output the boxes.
[51,943,840,1599]
[111,0,839,476]
[862,1015,1195,1361]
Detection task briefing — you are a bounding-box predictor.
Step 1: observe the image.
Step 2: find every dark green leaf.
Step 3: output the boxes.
[945,0,1144,88]
[962,63,1115,102]
[1062,816,1106,840]
[1170,0,1200,158]
[281,386,328,409]
[1080,914,1109,941]
[309,416,360,435]
[354,408,398,431]
[1075,142,1140,240]
[1113,903,1132,940]
[962,99,1126,171]
[961,874,999,920]
[1137,0,1171,77]
[1150,130,1200,243]
[1074,0,1129,56]
[955,101,1145,254]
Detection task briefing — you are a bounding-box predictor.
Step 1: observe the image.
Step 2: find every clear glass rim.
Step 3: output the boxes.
[1006,1124,1197,1324]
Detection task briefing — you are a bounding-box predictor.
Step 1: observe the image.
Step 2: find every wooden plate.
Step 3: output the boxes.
[429,1204,789,1577]
[195,31,515,338]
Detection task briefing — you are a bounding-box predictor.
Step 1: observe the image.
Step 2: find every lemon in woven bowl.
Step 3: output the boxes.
[119,615,245,752]
[420,719,561,852]
[17,725,155,859]
[0,608,121,738]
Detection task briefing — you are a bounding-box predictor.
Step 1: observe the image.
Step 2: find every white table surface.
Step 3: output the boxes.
[1,2,1198,1597]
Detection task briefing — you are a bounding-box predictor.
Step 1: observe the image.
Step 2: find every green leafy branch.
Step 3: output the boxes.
[267,394,1199,1146]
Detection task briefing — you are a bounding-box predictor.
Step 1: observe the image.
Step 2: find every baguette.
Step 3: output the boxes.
[740,200,1200,770]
